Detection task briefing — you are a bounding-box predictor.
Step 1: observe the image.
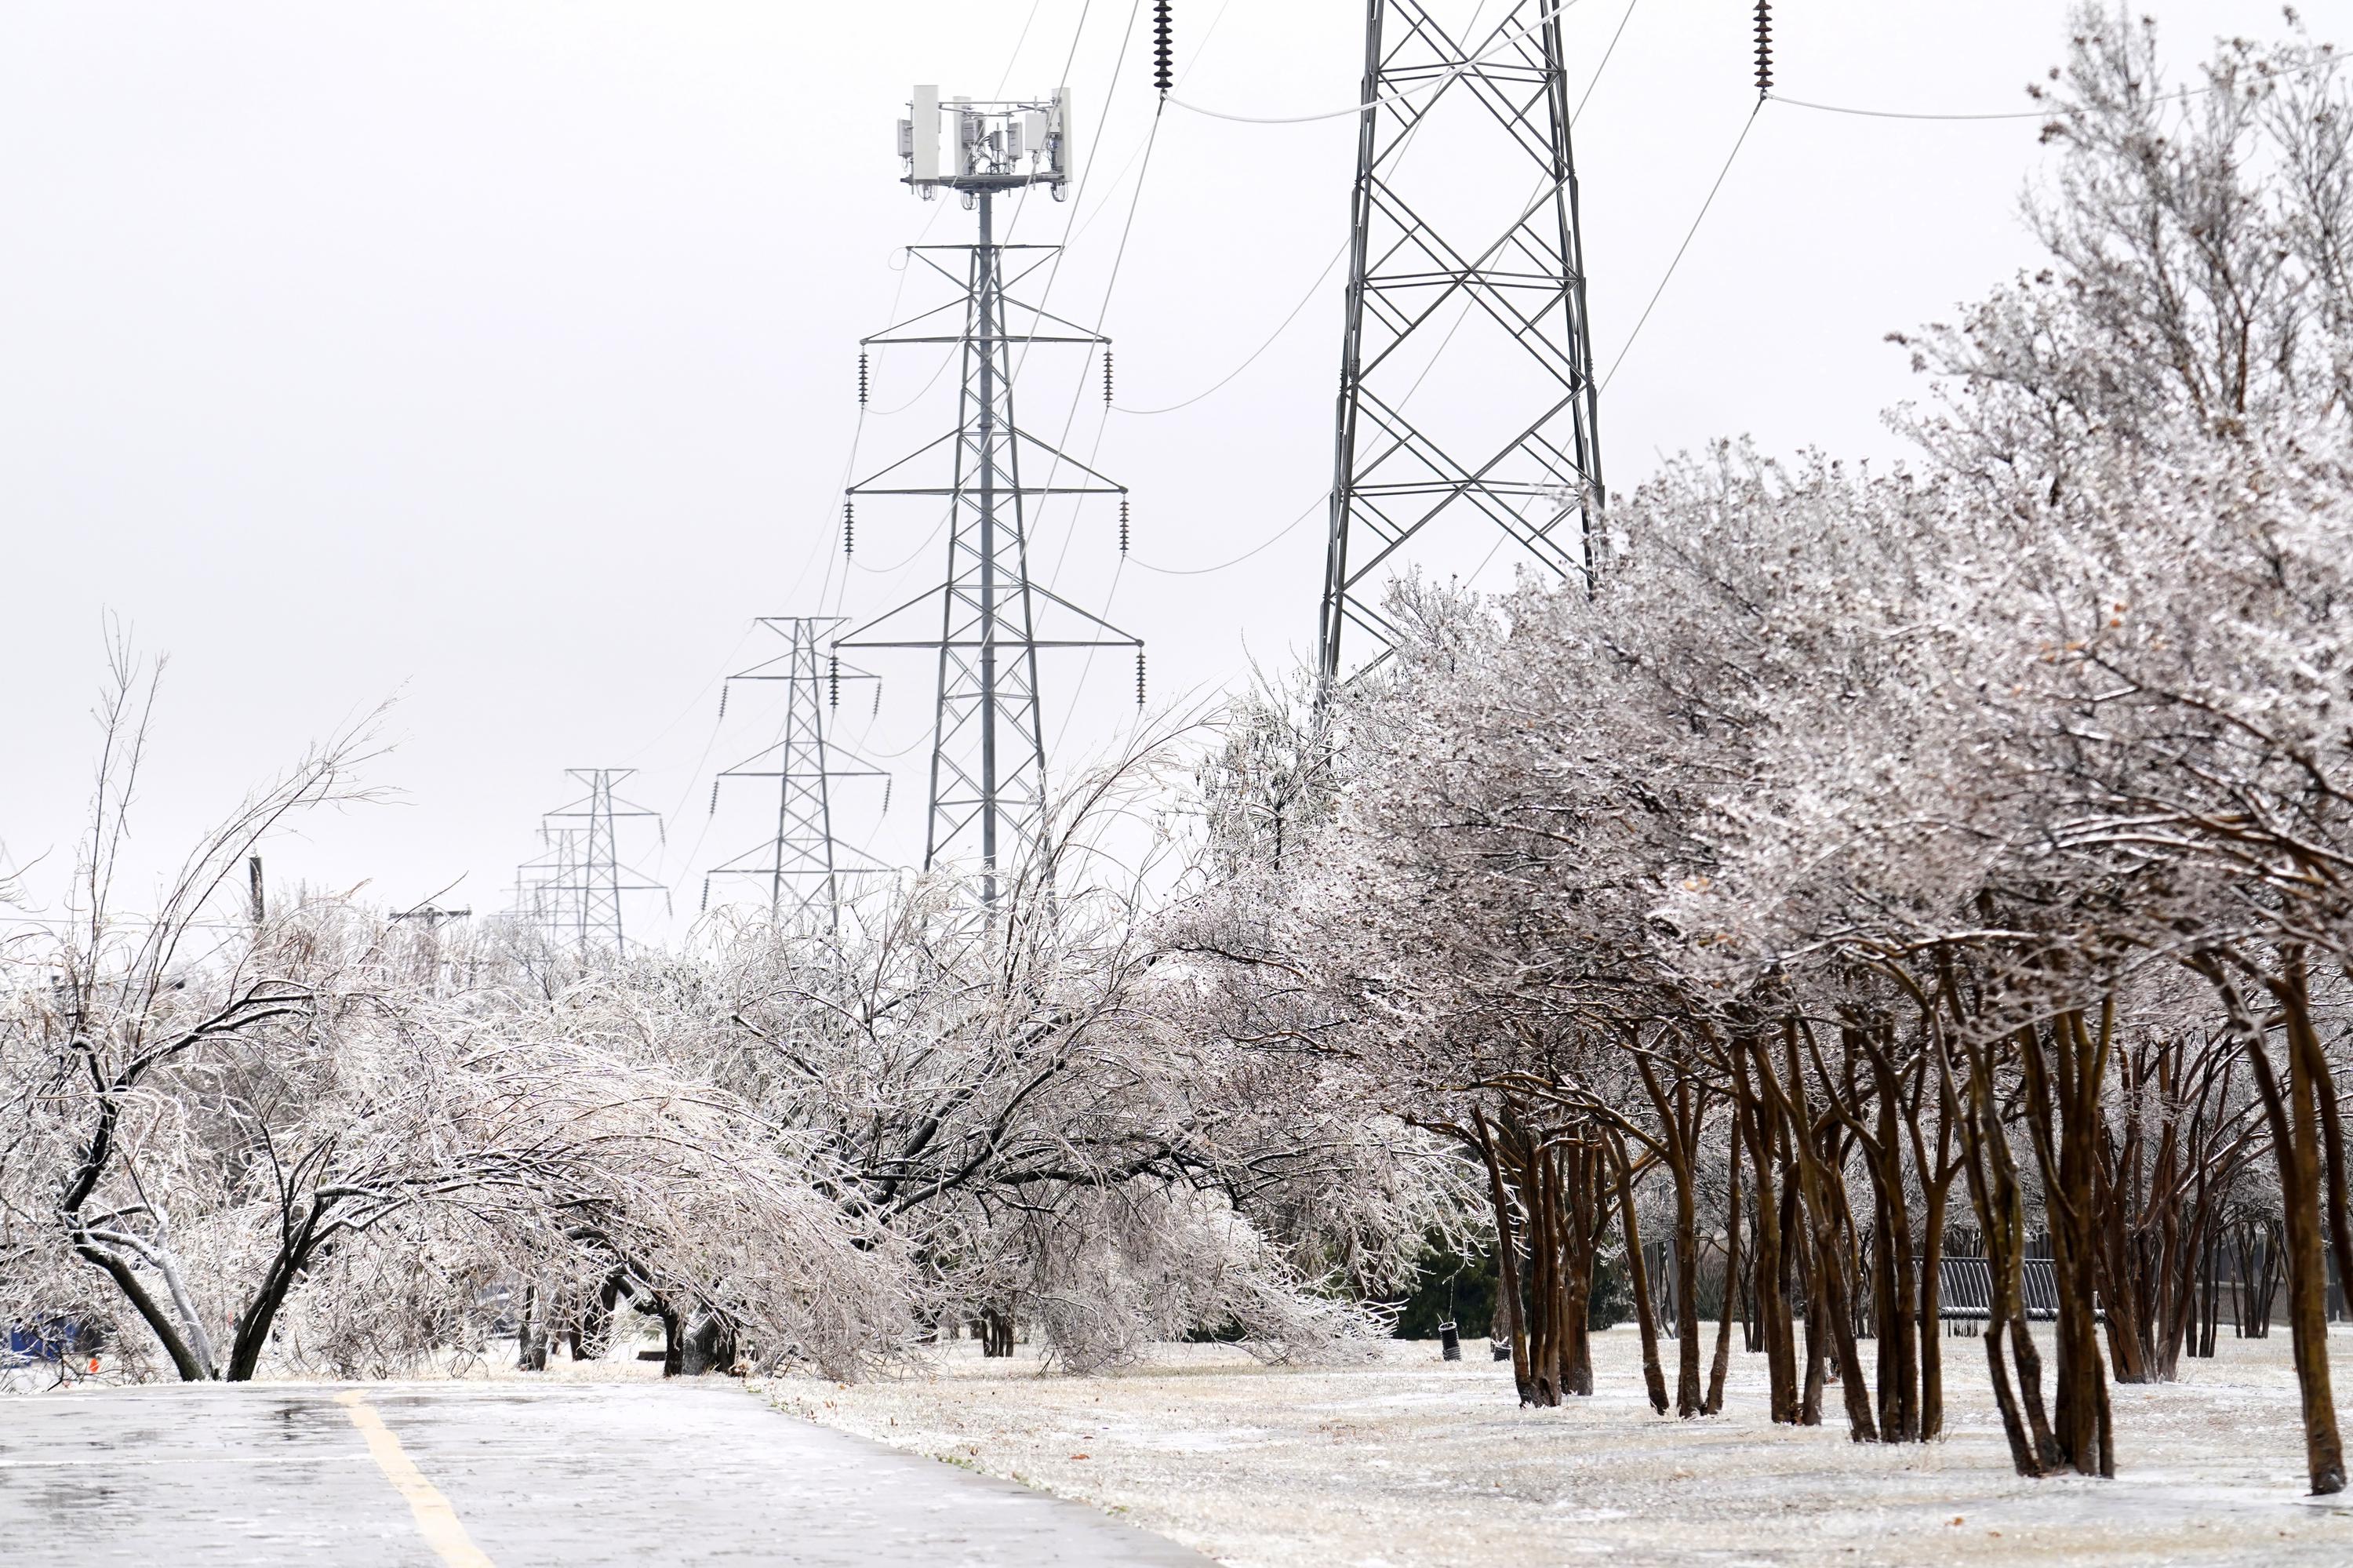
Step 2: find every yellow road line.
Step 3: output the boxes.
[335,1389,497,1568]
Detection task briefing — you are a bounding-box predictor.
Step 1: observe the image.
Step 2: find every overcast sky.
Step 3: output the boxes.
[2,0,2335,937]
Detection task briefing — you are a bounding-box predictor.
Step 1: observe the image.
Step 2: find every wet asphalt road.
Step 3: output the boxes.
[0,1381,1213,1566]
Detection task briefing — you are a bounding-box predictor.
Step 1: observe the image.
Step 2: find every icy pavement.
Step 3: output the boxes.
[0,1380,1213,1566]
[764,1331,2353,1567]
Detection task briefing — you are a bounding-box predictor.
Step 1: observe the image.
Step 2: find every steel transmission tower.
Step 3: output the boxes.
[840,86,1144,904]
[1317,0,1603,686]
[511,769,665,954]
[509,825,579,933]
[702,617,886,926]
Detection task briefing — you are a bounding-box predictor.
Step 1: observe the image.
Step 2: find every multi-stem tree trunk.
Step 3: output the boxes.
[1558,1135,1606,1399]
[1906,1020,1968,1441]
[1731,1046,1799,1422]
[1704,1138,1741,1414]
[1471,1106,1537,1404]
[1631,1053,1713,1415]
[1766,1023,1879,1442]
[1610,1129,1670,1414]
[2017,1010,2115,1478]
[1952,1029,2063,1478]
[2238,951,2348,1496]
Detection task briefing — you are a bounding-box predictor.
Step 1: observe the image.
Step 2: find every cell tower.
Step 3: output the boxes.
[702,617,887,927]
[511,769,665,954]
[838,85,1145,904]
[1318,0,1603,686]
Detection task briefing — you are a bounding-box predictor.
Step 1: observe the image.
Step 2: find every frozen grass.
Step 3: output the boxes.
[761,1327,2353,1566]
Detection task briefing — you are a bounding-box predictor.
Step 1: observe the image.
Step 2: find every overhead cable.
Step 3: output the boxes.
[1118,0,1633,420]
[1598,101,1760,392]
[1764,55,2335,122]
[1168,0,1587,125]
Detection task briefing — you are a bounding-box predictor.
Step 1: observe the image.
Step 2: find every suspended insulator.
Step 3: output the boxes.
[1136,647,1147,708]
[843,498,855,556]
[707,781,721,817]
[871,682,882,719]
[700,877,711,914]
[718,684,729,719]
[858,350,870,406]
[1103,348,1115,406]
[1754,1,1772,99]
[1119,496,1130,555]
[882,777,893,815]
[1152,0,1173,96]
[829,653,841,708]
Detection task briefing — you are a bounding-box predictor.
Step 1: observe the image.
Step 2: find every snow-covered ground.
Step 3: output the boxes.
[762,1329,2353,1566]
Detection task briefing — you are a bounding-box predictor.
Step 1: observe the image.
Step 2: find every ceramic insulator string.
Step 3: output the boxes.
[842,499,855,557]
[1754,2,1772,100]
[1152,0,1173,96]
[858,350,869,406]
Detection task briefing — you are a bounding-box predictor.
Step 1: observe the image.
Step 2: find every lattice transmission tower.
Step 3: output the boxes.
[509,769,665,954]
[1318,0,1603,686]
[701,617,886,927]
[839,85,1144,904]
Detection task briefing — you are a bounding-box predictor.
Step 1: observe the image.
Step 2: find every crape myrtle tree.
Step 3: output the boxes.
[1174,2,2353,1496]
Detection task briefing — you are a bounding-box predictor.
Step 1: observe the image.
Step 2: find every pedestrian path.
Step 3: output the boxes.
[0,1380,1215,1566]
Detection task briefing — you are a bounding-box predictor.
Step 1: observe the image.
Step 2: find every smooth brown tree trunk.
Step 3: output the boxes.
[1611,1130,1670,1414]
[1705,1137,1741,1415]
[2244,957,2347,1496]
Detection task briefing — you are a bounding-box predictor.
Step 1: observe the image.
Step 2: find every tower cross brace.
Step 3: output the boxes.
[842,88,1144,905]
[703,617,886,928]
[1318,0,1603,686]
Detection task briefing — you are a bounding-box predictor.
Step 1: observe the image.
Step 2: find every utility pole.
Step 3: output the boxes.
[512,770,664,955]
[838,85,1145,908]
[1318,0,1603,687]
[391,897,472,992]
[390,901,472,930]
[703,617,886,929]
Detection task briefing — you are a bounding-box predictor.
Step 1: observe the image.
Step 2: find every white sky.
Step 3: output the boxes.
[1,0,2332,937]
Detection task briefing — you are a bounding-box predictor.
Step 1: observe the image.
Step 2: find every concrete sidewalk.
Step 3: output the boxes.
[0,1380,1216,1566]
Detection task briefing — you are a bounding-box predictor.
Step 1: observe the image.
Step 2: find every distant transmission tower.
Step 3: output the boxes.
[512,769,665,954]
[702,617,886,927]
[509,825,580,933]
[839,85,1145,904]
[1318,0,1603,685]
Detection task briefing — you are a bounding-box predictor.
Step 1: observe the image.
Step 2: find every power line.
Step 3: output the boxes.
[1769,85,2148,123]
[1765,44,2338,122]
[1129,492,1322,577]
[1115,0,1635,422]
[1111,236,1348,415]
[1168,0,1590,124]
[1598,101,1760,393]
[1576,0,1639,122]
